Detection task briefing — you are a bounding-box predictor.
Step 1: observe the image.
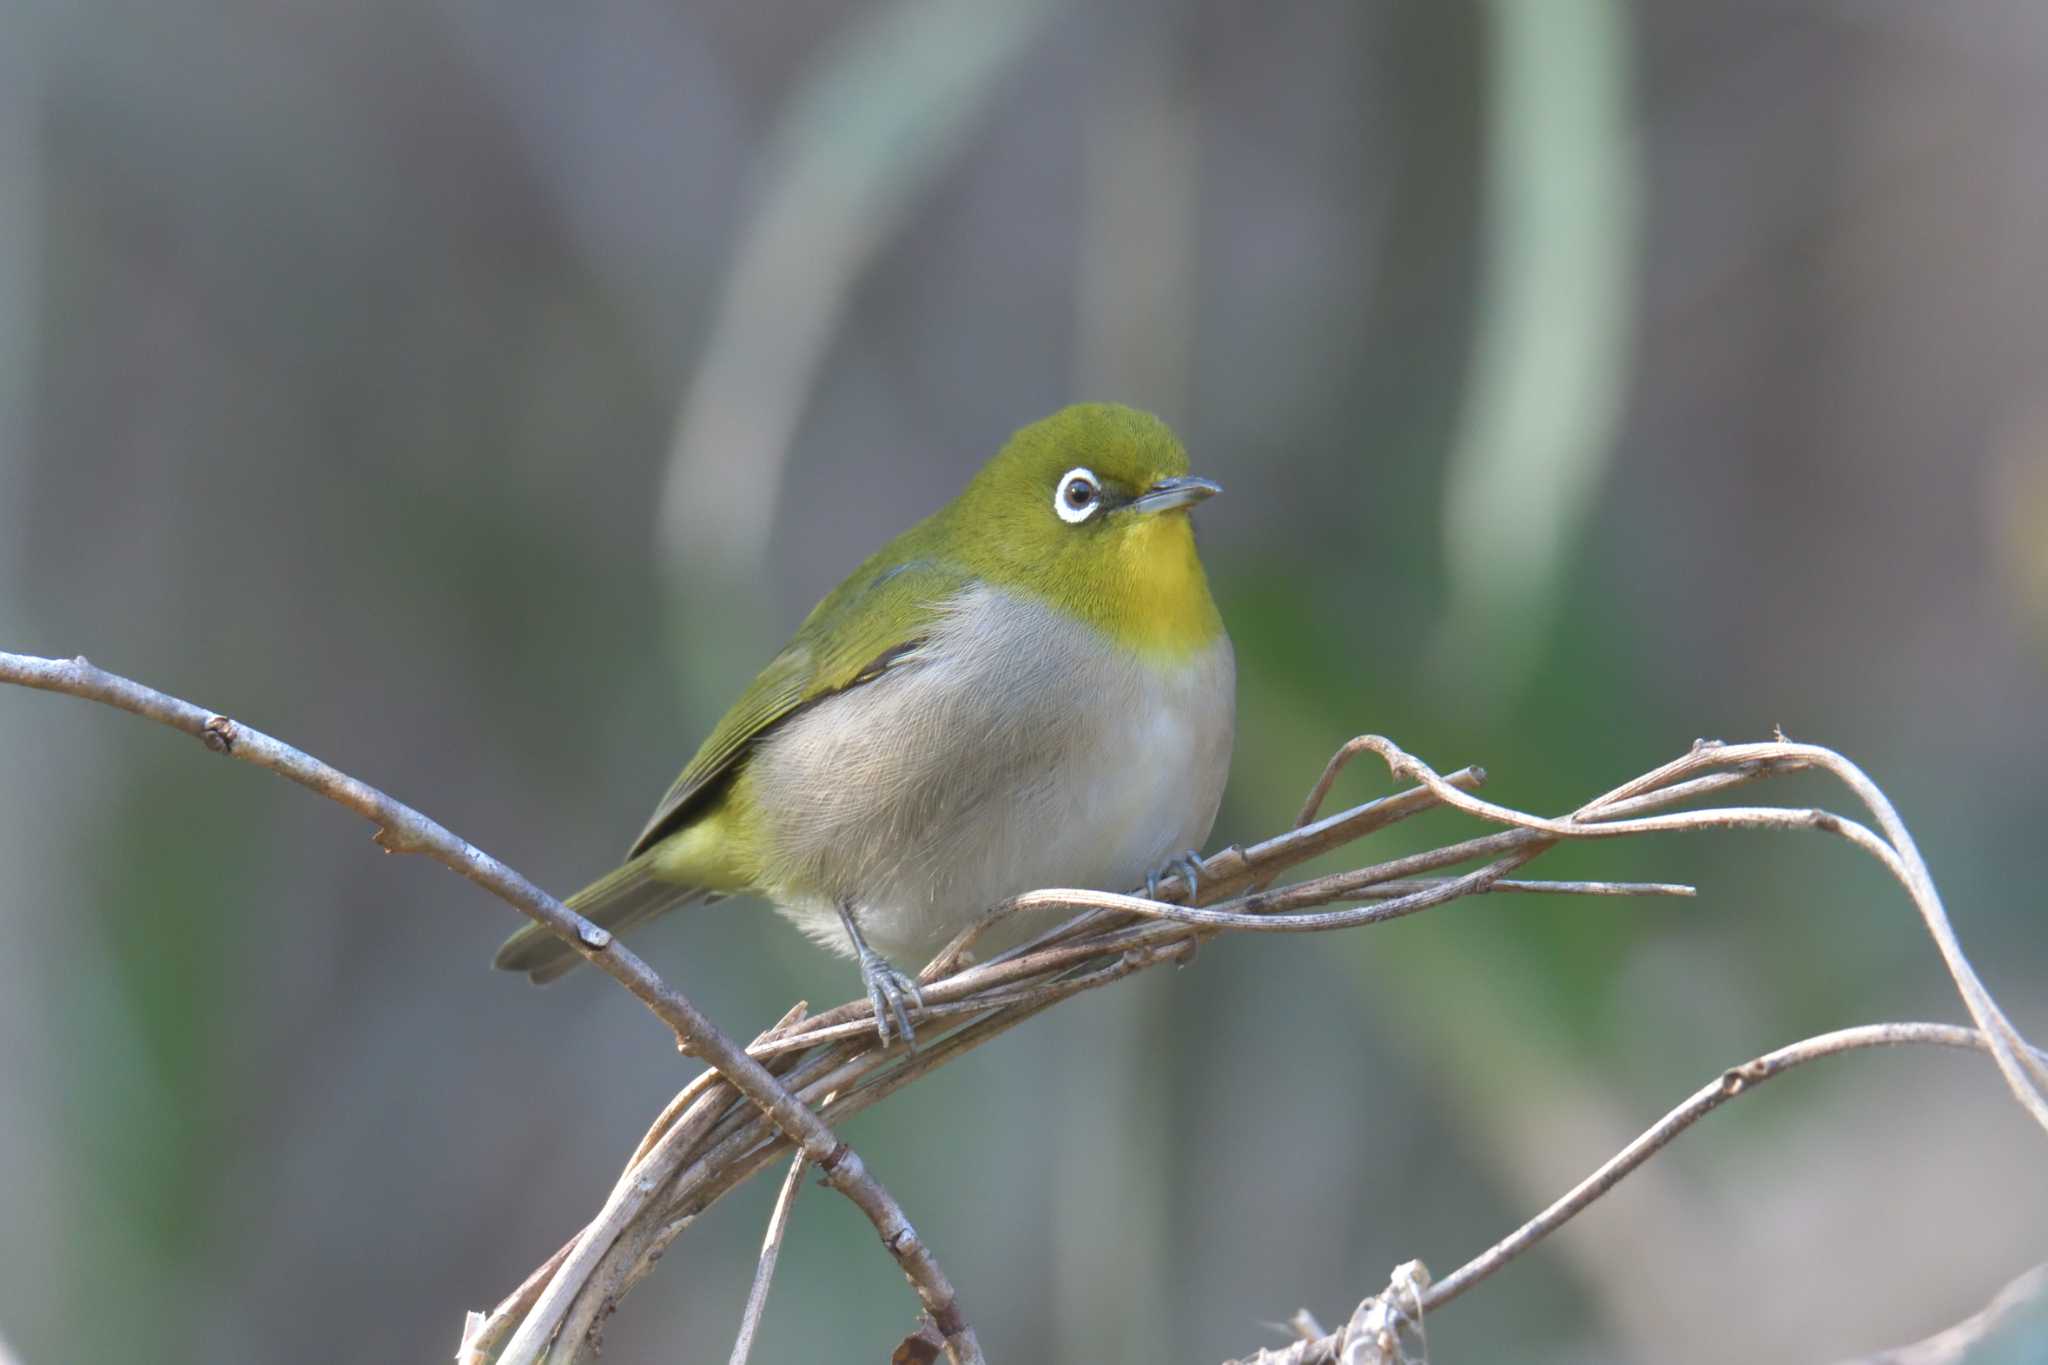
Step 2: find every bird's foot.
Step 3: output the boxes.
[857,945,925,1049]
[1144,848,1207,903]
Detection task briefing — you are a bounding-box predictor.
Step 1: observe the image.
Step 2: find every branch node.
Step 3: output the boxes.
[1721,1058,1770,1095]
[892,1318,946,1365]
[202,714,238,753]
[369,824,434,856]
[929,1299,967,1340]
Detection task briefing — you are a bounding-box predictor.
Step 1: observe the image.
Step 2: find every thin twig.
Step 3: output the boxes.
[1238,1024,2048,1365]
[547,1017,827,1360]
[1427,1021,2044,1309]
[1352,876,1690,898]
[727,1153,810,1365]
[1225,1263,1430,1365]
[1340,734,2048,1133]
[928,766,1492,976]
[459,1240,577,1364]
[537,724,2042,1361]
[14,651,2037,1363]
[462,721,2041,1360]
[579,973,1124,1324]
[0,651,983,1365]
[1834,1260,2048,1365]
[573,729,2042,1362]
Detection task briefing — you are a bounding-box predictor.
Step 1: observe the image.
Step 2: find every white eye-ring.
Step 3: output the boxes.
[1054,466,1102,524]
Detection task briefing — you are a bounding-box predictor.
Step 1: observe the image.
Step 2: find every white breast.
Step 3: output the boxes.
[748,584,1235,965]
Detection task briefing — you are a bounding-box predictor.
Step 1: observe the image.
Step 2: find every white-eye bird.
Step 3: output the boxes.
[495,403,1235,1043]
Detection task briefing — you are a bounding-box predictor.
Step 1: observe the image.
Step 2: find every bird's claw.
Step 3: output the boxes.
[858,948,924,1048]
[1144,848,1206,902]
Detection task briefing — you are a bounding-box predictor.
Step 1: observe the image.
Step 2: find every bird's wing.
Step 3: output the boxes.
[626,556,969,857]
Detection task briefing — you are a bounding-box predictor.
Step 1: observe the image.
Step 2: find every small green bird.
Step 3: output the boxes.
[495,403,1235,1043]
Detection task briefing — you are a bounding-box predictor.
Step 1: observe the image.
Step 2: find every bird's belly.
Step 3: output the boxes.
[748,587,1234,965]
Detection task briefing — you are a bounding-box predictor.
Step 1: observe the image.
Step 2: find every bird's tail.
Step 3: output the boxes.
[492,853,707,985]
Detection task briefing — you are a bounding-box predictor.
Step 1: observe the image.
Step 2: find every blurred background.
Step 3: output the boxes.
[2,1,2046,1361]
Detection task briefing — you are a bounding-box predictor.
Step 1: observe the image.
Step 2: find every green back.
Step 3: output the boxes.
[627,547,968,856]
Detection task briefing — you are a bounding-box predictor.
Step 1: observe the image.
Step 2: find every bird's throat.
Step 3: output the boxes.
[1096,514,1224,661]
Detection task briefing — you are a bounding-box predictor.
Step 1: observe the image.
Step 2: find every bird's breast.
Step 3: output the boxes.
[748,584,1235,962]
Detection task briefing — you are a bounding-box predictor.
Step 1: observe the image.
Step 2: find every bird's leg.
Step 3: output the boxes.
[1144,848,1207,902]
[836,899,924,1047]
[1143,849,1209,967]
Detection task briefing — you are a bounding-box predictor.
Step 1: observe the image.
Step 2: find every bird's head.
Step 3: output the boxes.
[944,403,1223,658]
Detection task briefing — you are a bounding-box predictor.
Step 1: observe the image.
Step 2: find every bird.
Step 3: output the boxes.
[494,403,1235,1044]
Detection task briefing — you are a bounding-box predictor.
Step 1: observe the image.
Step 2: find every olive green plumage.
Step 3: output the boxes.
[495,404,1234,1038]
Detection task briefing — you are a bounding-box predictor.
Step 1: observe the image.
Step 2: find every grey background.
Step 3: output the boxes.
[1,3,2045,1362]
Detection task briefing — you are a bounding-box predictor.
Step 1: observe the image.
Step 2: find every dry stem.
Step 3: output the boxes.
[1236,1023,2048,1365]
[727,1152,809,1365]
[497,732,2041,1361]
[0,652,981,1365]
[1837,1260,2048,1365]
[7,651,2040,1364]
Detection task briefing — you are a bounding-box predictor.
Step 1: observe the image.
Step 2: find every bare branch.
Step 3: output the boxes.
[12,649,2039,1362]
[1336,734,2048,1131]
[1225,1262,1430,1365]
[481,726,2042,1357]
[1834,1261,2048,1365]
[1428,1021,2045,1310]
[1248,1024,2048,1365]
[0,651,982,1365]
[727,1152,810,1365]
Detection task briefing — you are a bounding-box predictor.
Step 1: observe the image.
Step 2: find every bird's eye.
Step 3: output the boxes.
[1054,467,1101,524]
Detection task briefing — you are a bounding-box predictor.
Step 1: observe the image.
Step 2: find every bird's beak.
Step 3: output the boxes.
[1130,475,1222,515]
